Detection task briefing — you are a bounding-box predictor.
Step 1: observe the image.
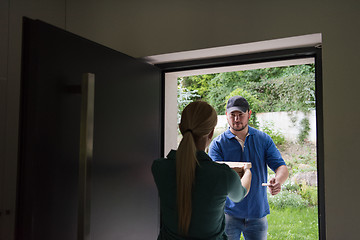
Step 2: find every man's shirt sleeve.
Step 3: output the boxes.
[264,135,286,172]
[208,139,224,162]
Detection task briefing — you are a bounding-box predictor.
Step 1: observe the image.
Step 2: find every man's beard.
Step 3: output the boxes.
[230,123,248,132]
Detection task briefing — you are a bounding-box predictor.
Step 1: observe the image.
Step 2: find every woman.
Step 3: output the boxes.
[152,101,251,239]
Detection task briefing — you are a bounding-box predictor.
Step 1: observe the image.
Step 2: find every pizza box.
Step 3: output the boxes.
[216,161,252,169]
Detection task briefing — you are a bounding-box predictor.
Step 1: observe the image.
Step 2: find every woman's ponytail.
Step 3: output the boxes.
[176,101,217,235]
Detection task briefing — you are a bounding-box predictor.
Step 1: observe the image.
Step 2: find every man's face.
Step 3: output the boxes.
[226,110,251,132]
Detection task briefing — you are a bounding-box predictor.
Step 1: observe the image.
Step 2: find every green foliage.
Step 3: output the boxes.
[177,78,200,123]
[179,64,315,115]
[206,72,244,114]
[268,190,309,209]
[248,73,315,112]
[270,180,317,209]
[261,122,286,146]
[299,184,318,206]
[183,72,242,114]
[298,117,311,143]
[282,181,301,192]
[237,66,296,83]
[183,74,215,97]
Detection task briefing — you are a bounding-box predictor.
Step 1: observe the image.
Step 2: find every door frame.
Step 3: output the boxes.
[155,46,325,240]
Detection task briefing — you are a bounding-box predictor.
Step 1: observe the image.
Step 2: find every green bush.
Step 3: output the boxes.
[298,117,311,143]
[299,184,318,206]
[268,190,308,209]
[282,181,301,192]
[261,122,286,146]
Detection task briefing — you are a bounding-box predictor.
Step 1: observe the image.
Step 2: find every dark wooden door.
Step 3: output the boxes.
[17,18,161,240]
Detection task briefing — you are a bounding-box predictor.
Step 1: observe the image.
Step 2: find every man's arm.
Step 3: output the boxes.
[268,165,289,196]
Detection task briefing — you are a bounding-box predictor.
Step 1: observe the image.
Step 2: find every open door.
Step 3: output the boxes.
[17,18,161,240]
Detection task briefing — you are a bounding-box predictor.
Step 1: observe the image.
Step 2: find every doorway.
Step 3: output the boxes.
[143,36,325,239]
[175,61,318,240]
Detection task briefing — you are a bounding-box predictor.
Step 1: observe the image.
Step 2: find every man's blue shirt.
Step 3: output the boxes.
[208,126,286,219]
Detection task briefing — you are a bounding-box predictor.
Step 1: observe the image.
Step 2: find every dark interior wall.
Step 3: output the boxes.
[1,0,360,239]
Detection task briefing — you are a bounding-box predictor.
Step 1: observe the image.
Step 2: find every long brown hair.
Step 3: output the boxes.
[176,101,217,235]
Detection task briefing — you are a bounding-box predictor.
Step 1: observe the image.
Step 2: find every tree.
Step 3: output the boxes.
[205,72,243,114]
[178,64,315,115]
[183,74,215,97]
[247,66,315,112]
[177,77,200,123]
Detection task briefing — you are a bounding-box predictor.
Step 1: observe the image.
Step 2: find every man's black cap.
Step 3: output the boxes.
[226,96,249,113]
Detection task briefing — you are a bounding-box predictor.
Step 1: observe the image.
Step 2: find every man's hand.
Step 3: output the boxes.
[268,177,282,195]
[267,165,289,195]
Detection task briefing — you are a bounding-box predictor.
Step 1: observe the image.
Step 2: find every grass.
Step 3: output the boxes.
[267,207,318,240]
[239,207,318,240]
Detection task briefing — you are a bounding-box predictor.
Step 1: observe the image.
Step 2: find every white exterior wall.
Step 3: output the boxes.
[217,110,316,144]
[257,111,317,143]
